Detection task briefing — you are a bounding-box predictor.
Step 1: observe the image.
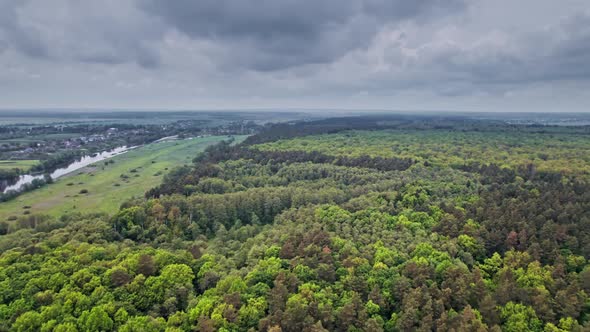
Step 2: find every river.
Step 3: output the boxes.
[2,146,135,194]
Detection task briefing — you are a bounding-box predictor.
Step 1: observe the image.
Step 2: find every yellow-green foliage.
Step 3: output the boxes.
[255,130,590,175]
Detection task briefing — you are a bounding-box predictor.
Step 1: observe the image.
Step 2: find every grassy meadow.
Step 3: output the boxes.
[0,160,38,171]
[0,136,245,220]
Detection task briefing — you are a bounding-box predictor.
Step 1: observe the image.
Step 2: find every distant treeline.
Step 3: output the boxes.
[147,142,415,198]
[245,114,590,145]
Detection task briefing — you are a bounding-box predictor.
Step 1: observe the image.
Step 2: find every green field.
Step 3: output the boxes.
[0,136,245,220]
[0,133,82,144]
[0,160,38,171]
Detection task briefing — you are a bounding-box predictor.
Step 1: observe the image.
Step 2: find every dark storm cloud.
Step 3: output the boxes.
[361,0,465,20]
[0,0,48,58]
[141,0,466,71]
[0,0,162,68]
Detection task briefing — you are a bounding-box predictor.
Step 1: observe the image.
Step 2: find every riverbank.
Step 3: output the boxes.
[1,146,134,194]
[0,136,245,221]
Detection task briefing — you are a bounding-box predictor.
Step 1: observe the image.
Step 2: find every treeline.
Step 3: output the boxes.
[148,142,415,197]
[202,145,416,172]
[243,115,471,145]
[456,162,570,185]
[115,185,348,243]
[0,168,24,182]
[30,150,86,173]
[243,114,590,146]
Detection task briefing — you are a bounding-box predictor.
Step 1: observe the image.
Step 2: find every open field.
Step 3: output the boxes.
[0,160,38,171]
[0,133,82,144]
[0,136,246,220]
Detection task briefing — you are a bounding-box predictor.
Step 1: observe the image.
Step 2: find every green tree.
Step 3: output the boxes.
[13,311,43,332]
[500,302,543,332]
[79,307,113,332]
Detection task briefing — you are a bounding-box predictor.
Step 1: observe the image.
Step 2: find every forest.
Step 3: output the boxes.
[0,115,589,331]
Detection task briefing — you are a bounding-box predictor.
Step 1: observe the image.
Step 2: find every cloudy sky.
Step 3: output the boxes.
[0,0,589,112]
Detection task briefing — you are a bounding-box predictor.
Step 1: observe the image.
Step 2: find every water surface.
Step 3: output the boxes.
[2,146,134,193]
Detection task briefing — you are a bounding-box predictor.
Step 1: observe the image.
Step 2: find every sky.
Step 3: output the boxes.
[0,0,589,112]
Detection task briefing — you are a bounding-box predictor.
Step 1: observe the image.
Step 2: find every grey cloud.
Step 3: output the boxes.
[0,0,589,111]
[452,13,590,86]
[538,14,590,81]
[141,0,466,71]
[362,0,465,21]
[0,0,49,58]
[356,11,590,96]
[0,0,162,68]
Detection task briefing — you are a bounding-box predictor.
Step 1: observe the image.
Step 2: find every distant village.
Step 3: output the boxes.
[0,120,260,164]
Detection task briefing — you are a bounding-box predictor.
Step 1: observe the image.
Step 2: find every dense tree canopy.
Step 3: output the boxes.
[1,118,589,331]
